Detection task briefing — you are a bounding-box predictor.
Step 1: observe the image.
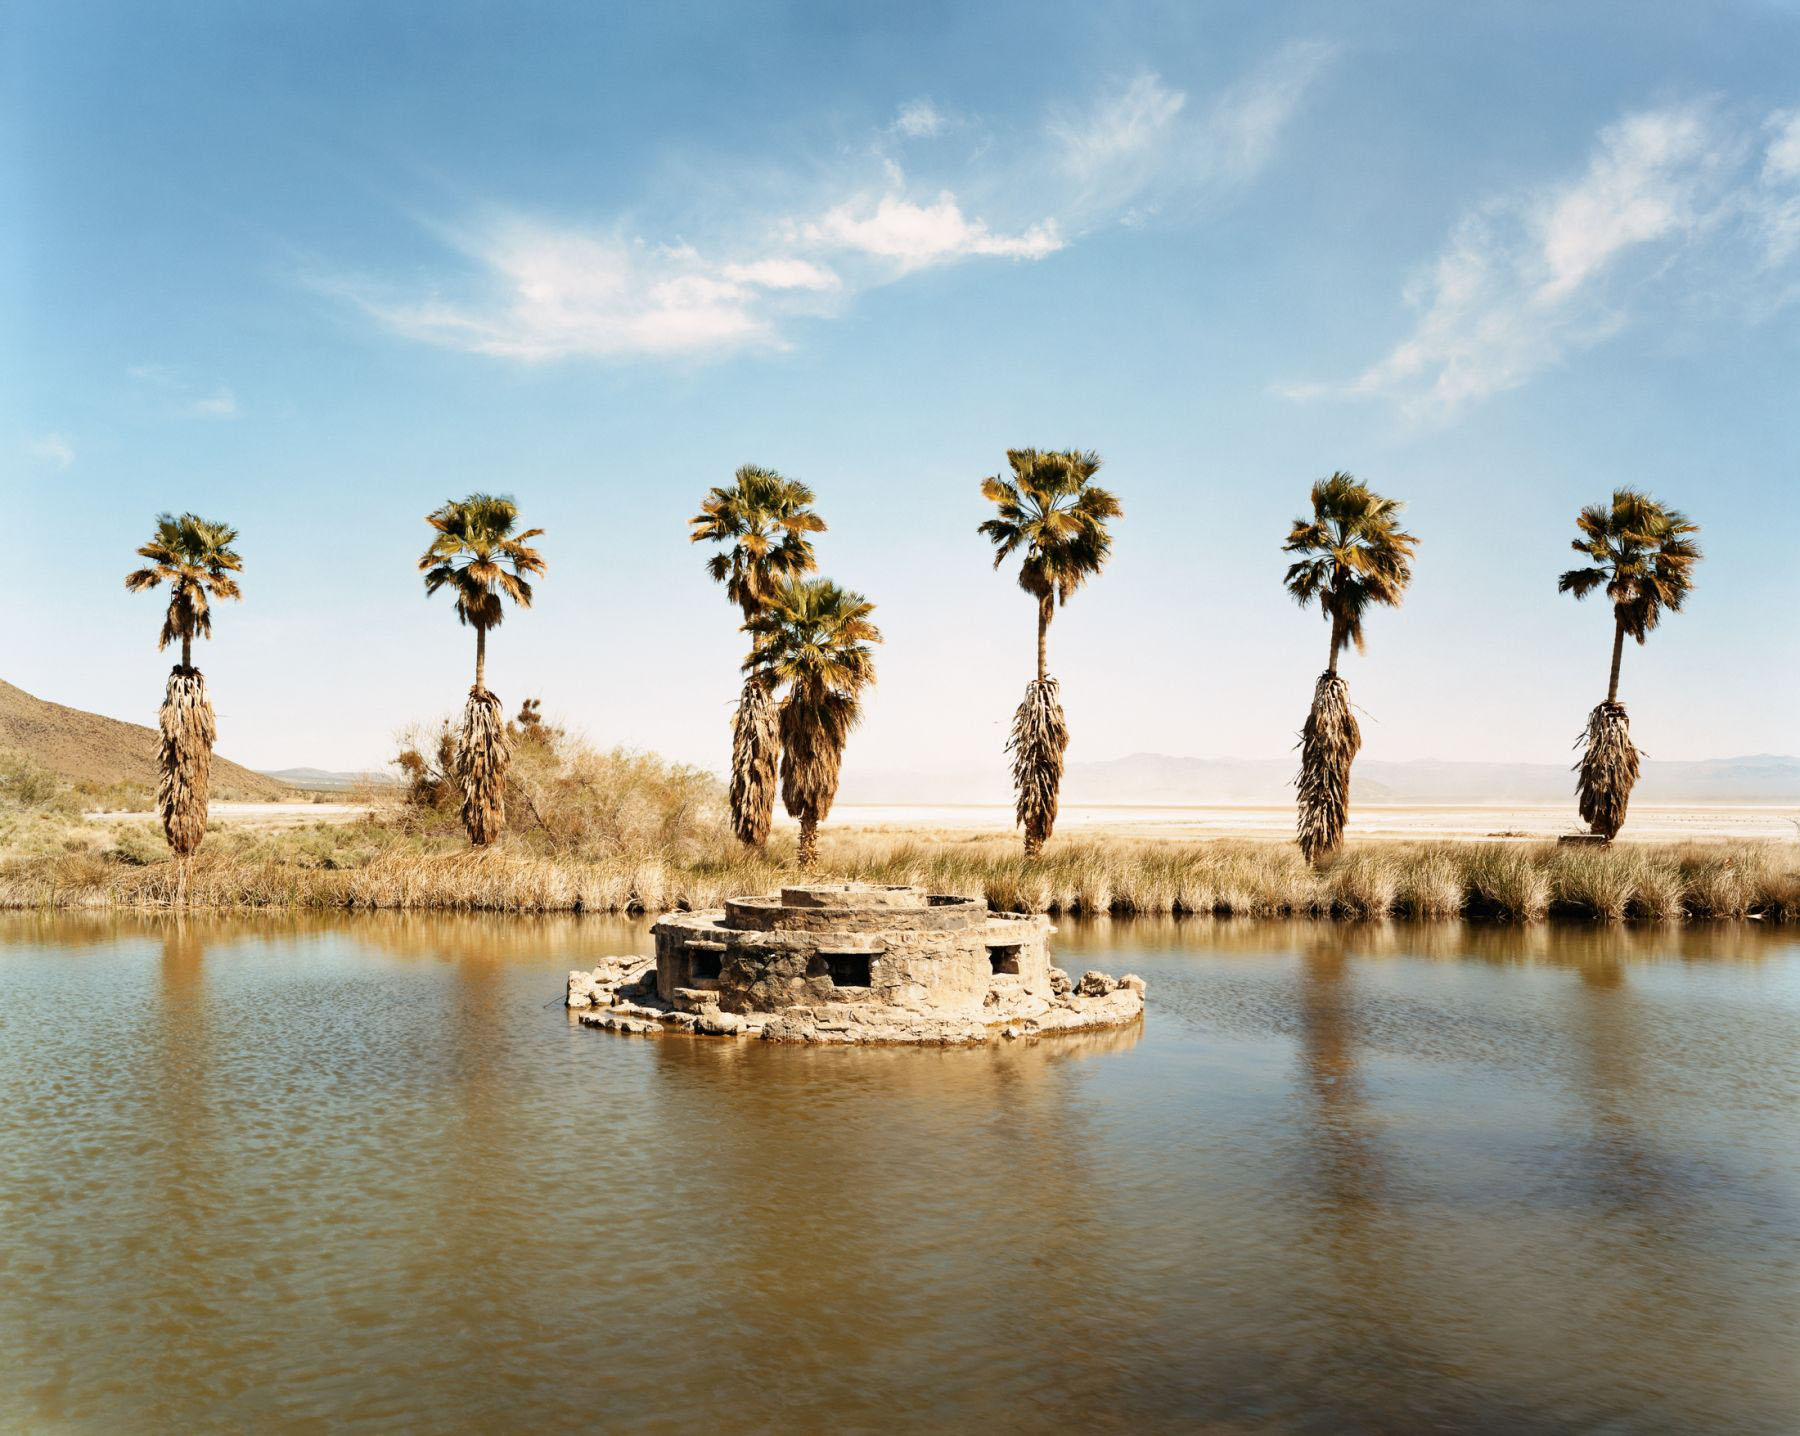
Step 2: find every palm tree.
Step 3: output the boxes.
[419,493,545,846]
[125,513,243,863]
[744,577,880,869]
[978,449,1121,857]
[690,464,826,849]
[1557,489,1700,840]
[1282,473,1418,864]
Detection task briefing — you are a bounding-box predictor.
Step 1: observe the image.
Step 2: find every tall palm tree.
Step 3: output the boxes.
[1557,488,1700,840]
[125,513,242,862]
[690,464,826,849]
[419,493,545,846]
[1282,473,1418,864]
[978,449,1121,857]
[744,577,880,870]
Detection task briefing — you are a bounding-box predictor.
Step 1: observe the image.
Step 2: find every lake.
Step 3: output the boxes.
[2,912,1795,1432]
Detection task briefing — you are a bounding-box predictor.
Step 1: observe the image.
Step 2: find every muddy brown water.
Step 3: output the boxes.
[1,913,1795,1433]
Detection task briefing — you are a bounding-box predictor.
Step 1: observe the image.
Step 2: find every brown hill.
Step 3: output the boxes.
[0,678,291,801]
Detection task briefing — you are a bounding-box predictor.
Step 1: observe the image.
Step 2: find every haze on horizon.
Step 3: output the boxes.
[6,1,1798,787]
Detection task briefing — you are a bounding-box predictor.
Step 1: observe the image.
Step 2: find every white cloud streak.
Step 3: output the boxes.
[892,98,947,139]
[1049,41,1334,220]
[28,433,74,469]
[801,193,1062,272]
[129,364,241,418]
[319,46,1331,363]
[1283,101,1800,417]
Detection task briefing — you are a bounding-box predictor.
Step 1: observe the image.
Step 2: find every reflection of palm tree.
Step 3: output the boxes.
[1564,935,1671,1214]
[1295,937,1380,1208]
[143,920,225,1398]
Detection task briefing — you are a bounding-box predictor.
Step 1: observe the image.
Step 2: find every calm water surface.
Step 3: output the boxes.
[1,913,1796,1433]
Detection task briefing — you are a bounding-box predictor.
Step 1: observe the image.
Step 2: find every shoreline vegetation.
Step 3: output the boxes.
[4,827,1795,922]
[5,723,1796,923]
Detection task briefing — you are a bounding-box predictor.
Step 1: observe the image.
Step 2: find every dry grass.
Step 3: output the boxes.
[1297,672,1359,864]
[3,824,1795,922]
[1576,700,1639,840]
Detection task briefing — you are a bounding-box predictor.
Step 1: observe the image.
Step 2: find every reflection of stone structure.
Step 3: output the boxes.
[567,883,1145,1045]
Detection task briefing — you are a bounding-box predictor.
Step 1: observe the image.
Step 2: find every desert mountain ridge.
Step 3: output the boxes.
[0,679,291,801]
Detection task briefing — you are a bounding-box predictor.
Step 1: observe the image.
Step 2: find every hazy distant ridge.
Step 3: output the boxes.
[842,752,1800,806]
[261,767,400,791]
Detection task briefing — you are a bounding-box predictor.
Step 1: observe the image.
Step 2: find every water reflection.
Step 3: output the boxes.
[0,911,1795,1432]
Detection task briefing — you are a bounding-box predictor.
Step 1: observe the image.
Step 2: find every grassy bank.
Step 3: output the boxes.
[4,827,1797,922]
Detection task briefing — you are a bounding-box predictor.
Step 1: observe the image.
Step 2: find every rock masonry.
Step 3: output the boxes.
[566,882,1145,1045]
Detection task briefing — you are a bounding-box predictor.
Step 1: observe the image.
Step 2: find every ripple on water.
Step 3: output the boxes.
[0,912,1796,1433]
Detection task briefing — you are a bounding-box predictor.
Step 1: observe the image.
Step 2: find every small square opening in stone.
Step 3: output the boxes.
[988,944,1022,975]
[688,948,723,981]
[823,952,872,988]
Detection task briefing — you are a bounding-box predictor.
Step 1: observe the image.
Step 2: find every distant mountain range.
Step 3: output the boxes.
[0,679,290,800]
[12,667,1791,810]
[840,752,1800,807]
[261,767,400,792]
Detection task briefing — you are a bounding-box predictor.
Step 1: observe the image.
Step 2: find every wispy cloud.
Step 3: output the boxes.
[891,98,948,139]
[1052,72,1188,187]
[28,432,74,469]
[316,46,1331,363]
[798,192,1062,272]
[1282,101,1800,417]
[129,364,241,418]
[1050,41,1334,220]
[1760,109,1800,265]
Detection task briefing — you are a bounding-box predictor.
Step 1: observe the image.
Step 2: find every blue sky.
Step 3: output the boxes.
[6,0,1798,779]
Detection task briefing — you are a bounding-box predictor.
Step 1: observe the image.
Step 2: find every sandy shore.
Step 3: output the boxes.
[87,801,369,828]
[85,800,1800,844]
[815,802,1800,843]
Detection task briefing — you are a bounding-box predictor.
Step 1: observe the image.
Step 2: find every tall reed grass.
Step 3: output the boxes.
[3,832,1795,922]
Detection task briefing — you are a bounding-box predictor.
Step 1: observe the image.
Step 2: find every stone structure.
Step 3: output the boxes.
[566,882,1145,1045]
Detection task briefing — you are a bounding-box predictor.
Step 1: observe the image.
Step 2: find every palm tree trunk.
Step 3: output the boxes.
[1605,616,1625,704]
[1296,671,1359,864]
[1327,612,1344,677]
[474,625,488,693]
[158,666,215,859]
[457,687,509,845]
[1036,596,1051,682]
[797,814,819,869]
[730,672,779,848]
[181,634,192,672]
[1010,676,1068,858]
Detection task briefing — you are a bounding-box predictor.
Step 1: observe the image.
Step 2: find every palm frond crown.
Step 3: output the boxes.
[743,577,881,713]
[689,464,826,623]
[977,449,1122,607]
[418,493,546,631]
[1556,487,1701,643]
[744,577,880,825]
[123,512,244,652]
[1281,472,1418,655]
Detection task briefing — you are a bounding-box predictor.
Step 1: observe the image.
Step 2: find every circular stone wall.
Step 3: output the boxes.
[566,882,1146,1045]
